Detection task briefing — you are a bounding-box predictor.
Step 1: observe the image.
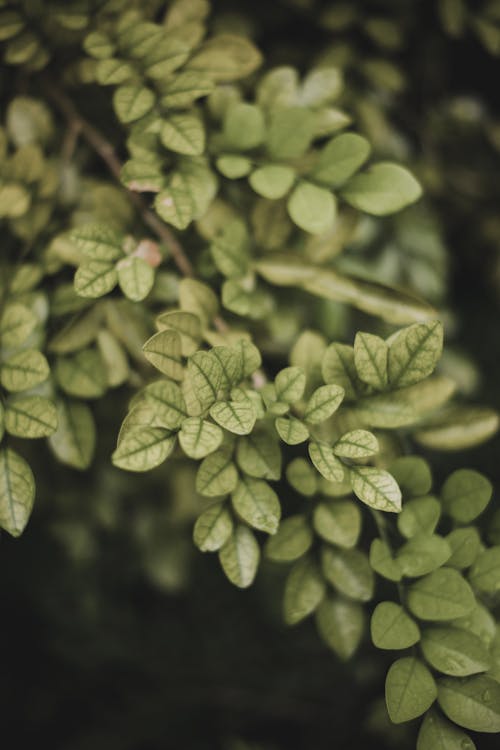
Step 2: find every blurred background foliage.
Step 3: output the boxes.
[1,0,500,748]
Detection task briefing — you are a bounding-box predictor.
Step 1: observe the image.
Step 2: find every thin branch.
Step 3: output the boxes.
[43,77,194,278]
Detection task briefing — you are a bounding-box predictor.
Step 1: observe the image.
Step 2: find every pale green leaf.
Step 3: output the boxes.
[299,66,343,106]
[285,457,317,496]
[113,84,156,123]
[390,456,433,498]
[223,102,265,150]
[231,475,281,534]
[235,338,261,377]
[154,180,194,230]
[5,396,57,438]
[193,502,233,552]
[211,346,244,390]
[0,448,35,537]
[371,602,420,650]
[216,154,252,179]
[385,657,437,723]
[304,384,344,423]
[275,416,309,445]
[283,556,326,625]
[160,114,205,156]
[0,183,30,218]
[388,321,444,388]
[117,256,155,301]
[159,71,214,108]
[407,568,476,621]
[265,514,313,562]
[48,399,95,469]
[342,162,422,216]
[415,406,499,451]
[71,224,123,261]
[236,429,281,480]
[397,534,452,578]
[315,596,364,660]
[417,710,476,750]
[437,675,500,732]
[96,58,135,85]
[156,310,202,356]
[441,469,492,524]
[179,417,223,459]
[446,527,481,570]
[187,34,262,82]
[287,181,336,235]
[321,342,360,399]
[210,400,255,435]
[187,350,223,410]
[74,260,118,298]
[354,331,388,389]
[218,524,260,588]
[266,107,315,160]
[142,378,187,429]
[313,133,371,188]
[112,426,175,471]
[333,430,379,459]
[469,547,500,594]
[249,165,295,200]
[0,303,37,348]
[350,466,402,512]
[322,546,374,602]
[370,538,403,582]
[1,349,49,392]
[96,329,130,387]
[275,366,306,404]
[313,499,361,548]
[196,447,238,497]
[422,627,491,676]
[309,441,345,482]
[210,218,249,279]
[142,330,183,380]
[179,278,219,325]
[397,496,441,539]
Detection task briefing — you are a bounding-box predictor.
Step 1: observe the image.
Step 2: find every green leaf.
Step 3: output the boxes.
[48,399,95,469]
[196,447,238,497]
[421,627,491,676]
[116,256,155,301]
[235,339,261,378]
[397,534,452,578]
[446,527,481,570]
[74,260,118,298]
[469,547,500,594]
[218,524,260,588]
[417,710,476,750]
[0,183,30,218]
[156,311,202,356]
[285,457,317,496]
[371,602,420,650]
[275,416,309,445]
[350,467,402,513]
[113,84,156,123]
[179,278,219,326]
[179,417,223,459]
[142,330,183,380]
[333,430,379,459]
[275,366,306,404]
[304,384,344,423]
[309,441,345,482]
[283,556,326,625]
[441,469,492,524]
[160,114,205,156]
[4,396,57,438]
[385,657,437,723]
[322,546,374,602]
[287,181,336,235]
[210,218,249,279]
[212,346,244,390]
[1,349,49,393]
[193,502,233,552]
[231,476,280,534]
[437,675,500,732]
[397,496,441,539]
[266,106,315,160]
[300,66,343,106]
[353,331,388,389]
[96,58,135,85]
[154,180,194,230]
[370,538,403,582]
[390,456,433,498]
[237,429,281,480]
[313,499,361,548]
[388,321,444,388]
[120,158,165,192]
[407,568,476,621]
[142,379,187,429]
[216,154,252,179]
[223,102,265,150]
[210,400,256,435]
[313,133,371,188]
[415,406,499,451]
[342,162,422,216]
[0,303,37,348]
[112,427,175,472]
[142,38,190,79]
[159,71,214,109]
[265,514,313,562]
[187,350,223,410]
[187,34,263,82]
[71,224,123,261]
[321,342,359,399]
[249,165,295,200]
[315,596,364,660]
[0,448,35,537]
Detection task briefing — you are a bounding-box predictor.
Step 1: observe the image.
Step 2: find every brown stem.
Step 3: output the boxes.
[43,77,194,278]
